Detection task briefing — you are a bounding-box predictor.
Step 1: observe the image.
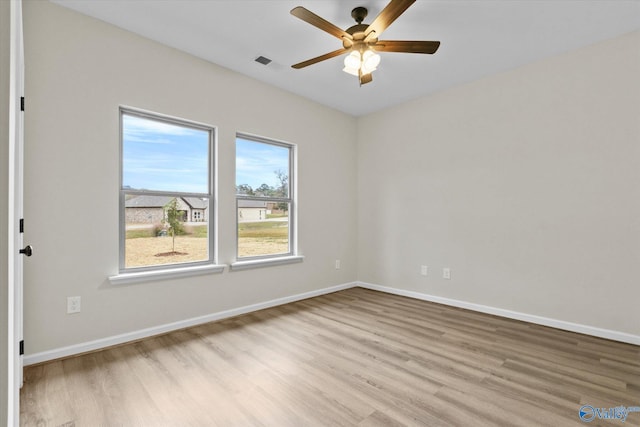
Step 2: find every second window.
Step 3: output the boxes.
[236,134,294,260]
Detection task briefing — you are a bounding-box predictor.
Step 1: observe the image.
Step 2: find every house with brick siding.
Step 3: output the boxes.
[125,195,208,224]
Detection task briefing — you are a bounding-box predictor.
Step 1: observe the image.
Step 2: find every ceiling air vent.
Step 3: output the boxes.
[255,56,272,65]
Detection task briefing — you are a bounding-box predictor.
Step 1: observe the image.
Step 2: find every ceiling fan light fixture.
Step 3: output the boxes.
[361,49,380,74]
[343,51,362,76]
[343,49,380,78]
[342,66,361,77]
[291,0,441,86]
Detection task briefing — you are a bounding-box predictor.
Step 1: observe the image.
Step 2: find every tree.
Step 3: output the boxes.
[256,183,274,197]
[273,169,289,212]
[236,184,254,195]
[274,169,288,198]
[163,198,185,252]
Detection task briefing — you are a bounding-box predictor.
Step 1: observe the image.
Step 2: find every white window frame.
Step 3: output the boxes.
[113,106,222,282]
[232,133,302,270]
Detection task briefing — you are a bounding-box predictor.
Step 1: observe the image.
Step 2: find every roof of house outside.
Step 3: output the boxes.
[125,195,174,208]
[125,195,209,209]
[183,197,208,210]
[238,200,268,209]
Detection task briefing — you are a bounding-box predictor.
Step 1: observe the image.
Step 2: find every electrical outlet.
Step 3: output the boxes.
[67,296,81,314]
[420,265,428,276]
[443,268,451,280]
[335,259,341,270]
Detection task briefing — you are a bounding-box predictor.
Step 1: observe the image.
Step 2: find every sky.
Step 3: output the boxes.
[123,114,290,195]
[122,114,210,194]
[236,137,289,190]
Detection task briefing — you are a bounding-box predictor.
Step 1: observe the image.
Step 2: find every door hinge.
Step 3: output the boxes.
[19,218,24,233]
[19,340,24,356]
[20,97,24,112]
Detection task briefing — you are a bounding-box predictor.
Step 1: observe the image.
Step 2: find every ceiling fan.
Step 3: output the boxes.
[291,0,440,85]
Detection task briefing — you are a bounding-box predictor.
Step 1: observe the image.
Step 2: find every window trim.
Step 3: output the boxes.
[109,263,225,285]
[230,255,304,271]
[118,106,217,274]
[235,132,297,263]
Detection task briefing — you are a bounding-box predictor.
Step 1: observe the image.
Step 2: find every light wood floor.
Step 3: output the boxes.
[21,287,640,426]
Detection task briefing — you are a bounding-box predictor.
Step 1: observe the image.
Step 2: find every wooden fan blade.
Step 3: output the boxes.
[291,6,353,41]
[292,48,348,69]
[364,0,415,39]
[374,40,440,54]
[360,73,373,85]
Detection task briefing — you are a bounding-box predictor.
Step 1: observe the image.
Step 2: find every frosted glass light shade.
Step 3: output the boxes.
[343,51,362,76]
[342,49,380,78]
[361,50,380,75]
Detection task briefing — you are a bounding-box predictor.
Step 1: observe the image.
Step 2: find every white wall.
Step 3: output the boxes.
[22,1,358,355]
[1,0,12,421]
[357,31,640,336]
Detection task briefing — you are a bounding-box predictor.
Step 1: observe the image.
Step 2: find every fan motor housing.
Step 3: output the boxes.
[343,24,377,49]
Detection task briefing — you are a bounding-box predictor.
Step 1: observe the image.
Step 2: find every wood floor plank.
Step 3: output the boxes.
[20,288,640,426]
[21,362,75,426]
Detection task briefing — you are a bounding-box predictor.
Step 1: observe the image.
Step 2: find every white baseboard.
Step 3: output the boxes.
[24,282,358,366]
[357,281,640,346]
[25,280,638,365]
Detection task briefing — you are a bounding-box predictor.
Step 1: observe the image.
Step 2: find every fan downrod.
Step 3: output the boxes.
[351,7,368,24]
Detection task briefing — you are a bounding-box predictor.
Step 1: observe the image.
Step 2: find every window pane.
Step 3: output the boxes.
[123,113,209,193]
[237,203,289,258]
[125,194,209,268]
[236,138,289,198]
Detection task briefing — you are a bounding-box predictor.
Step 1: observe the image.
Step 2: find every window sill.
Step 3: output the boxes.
[230,255,304,271]
[109,263,226,285]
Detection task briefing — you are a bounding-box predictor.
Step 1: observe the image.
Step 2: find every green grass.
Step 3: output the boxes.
[238,221,288,239]
[126,229,155,239]
[266,213,288,219]
[185,224,207,238]
[126,222,285,239]
[126,224,208,239]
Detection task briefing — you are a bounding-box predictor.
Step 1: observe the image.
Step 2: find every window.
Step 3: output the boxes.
[120,108,215,272]
[235,134,294,260]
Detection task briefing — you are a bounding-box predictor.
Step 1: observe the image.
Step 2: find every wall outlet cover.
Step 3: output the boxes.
[67,296,81,314]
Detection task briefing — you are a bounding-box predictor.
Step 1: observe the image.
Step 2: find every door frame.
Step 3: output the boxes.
[8,0,24,425]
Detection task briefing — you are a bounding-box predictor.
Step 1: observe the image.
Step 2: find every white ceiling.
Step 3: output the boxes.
[50,0,640,116]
